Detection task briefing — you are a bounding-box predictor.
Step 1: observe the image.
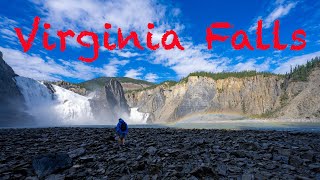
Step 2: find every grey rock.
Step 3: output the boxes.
[216,163,227,176]
[25,177,39,180]
[79,155,95,162]
[147,146,157,156]
[119,175,130,180]
[289,155,304,167]
[309,163,320,172]
[68,147,86,158]
[273,154,289,164]
[187,176,199,180]
[45,174,65,180]
[242,173,254,180]
[190,165,218,179]
[114,157,126,163]
[301,151,315,161]
[32,153,72,178]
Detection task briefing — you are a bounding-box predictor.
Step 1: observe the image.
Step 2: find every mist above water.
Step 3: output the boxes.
[14,76,149,126]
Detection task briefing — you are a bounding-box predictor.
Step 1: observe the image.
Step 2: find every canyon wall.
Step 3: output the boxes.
[126,69,320,123]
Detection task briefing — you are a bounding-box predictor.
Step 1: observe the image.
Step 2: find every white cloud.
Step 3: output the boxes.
[235,56,244,61]
[32,0,166,34]
[0,46,128,81]
[106,49,141,58]
[152,42,229,77]
[124,67,144,79]
[145,73,158,82]
[30,0,184,50]
[249,2,297,32]
[273,51,320,74]
[0,16,25,44]
[232,58,271,72]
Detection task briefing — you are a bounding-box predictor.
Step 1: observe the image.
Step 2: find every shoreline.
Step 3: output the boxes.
[2,118,320,131]
[1,128,320,179]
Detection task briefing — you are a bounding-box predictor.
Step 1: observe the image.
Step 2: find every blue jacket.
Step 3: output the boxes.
[116,119,128,135]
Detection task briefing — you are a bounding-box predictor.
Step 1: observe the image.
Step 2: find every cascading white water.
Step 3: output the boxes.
[15,76,96,125]
[128,108,149,124]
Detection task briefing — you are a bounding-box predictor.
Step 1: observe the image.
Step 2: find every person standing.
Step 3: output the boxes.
[116,118,128,145]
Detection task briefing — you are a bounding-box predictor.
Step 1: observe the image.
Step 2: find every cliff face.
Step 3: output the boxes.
[90,79,130,122]
[276,68,320,118]
[0,51,33,126]
[126,75,284,123]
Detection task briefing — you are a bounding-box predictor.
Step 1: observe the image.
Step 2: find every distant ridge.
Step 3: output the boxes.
[77,77,154,92]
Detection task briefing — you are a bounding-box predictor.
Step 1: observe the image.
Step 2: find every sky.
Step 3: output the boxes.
[0,0,319,83]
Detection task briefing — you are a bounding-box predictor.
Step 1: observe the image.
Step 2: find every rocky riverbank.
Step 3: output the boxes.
[1,128,320,179]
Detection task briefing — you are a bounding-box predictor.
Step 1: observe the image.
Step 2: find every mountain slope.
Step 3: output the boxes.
[78,77,154,92]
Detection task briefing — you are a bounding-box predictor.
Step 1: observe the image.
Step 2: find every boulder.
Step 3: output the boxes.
[32,153,72,178]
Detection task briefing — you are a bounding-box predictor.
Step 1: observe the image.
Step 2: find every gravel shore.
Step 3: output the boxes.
[1,128,320,179]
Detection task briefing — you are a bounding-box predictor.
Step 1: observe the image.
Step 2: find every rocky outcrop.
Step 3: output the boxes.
[276,68,320,118]
[90,79,130,122]
[121,82,151,92]
[0,51,33,126]
[51,81,87,96]
[126,75,284,123]
[126,67,320,123]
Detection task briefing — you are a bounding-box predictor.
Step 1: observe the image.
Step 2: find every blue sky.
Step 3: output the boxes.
[0,0,319,83]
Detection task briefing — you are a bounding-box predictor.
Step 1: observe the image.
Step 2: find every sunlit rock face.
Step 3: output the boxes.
[126,75,284,123]
[90,79,130,123]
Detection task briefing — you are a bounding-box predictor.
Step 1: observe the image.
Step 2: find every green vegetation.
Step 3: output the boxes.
[249,110,275,119]
[127,70,282,93]
[180,70,281,83]
[77,77,154,92]
[285,56,320,82]
[126,80,178,93]
[280,92,289,107]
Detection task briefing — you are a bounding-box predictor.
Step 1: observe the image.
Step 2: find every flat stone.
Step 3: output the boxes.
[242,173,254,180]
[309,163,320,172]
[289,156,304,167]
[32,153,72,178]
[79,155,95,162]
[68,147,86,159]
[190,165,218,178]
[45,174,65,180]
[147,146,157,156]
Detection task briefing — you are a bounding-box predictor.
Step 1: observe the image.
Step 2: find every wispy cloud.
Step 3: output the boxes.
[232,58,271,72]
[145,73,158,82]
[0,16,28,44]
[273,51,320,74]
[31,0,167,34]
[249,1,297,32]
[151,42,229,77]
[124,67,144,79]
[0,46,128,81]
[107,49,141,58]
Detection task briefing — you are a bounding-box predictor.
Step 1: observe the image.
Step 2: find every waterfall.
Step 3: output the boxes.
[129,108,149,124]
[15,76,96,125]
